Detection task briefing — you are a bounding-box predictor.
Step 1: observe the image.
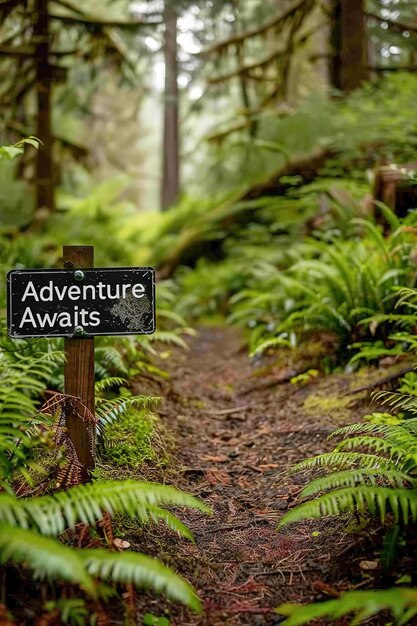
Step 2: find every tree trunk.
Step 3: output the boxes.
[34,0,55,213]
[331,0,368,91]
[161,1,179,211]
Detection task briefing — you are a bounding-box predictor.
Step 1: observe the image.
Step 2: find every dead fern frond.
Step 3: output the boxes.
[98,512,114,545]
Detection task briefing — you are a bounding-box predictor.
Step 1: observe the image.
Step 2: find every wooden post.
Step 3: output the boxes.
[63,246,95,478]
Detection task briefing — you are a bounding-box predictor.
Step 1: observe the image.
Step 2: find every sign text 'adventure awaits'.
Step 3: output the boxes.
[7,267,155,338]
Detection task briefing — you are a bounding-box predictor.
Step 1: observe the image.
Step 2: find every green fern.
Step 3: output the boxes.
[299,468,417,498]
[228,217,417,359]
[279,485,417,527]
[335,436,414,465]
[95,377,127,393]
[0,347,65,482]
[276,587,417,626]
[381,525,403,570]
[373,391,417,416]
[328,420,409,439]
[94,345,129,378]
[96,396,162,435]
[0,480,210,536]
[0,524,201,610]
[290,451,398,474]
[0,524,96,595]
[282,406,417,528]
[81,550,201,611]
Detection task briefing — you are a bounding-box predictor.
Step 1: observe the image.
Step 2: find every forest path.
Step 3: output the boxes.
[132,326,373,626]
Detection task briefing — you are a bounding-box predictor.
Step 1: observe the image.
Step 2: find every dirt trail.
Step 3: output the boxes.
[133,326,378,626]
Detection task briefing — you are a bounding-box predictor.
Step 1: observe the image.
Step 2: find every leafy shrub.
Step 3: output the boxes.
[230,209,417,360]
[275,388,417,625]
[0,137,207,618]
[278,404,417,529]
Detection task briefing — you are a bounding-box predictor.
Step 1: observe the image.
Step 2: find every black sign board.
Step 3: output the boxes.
[7,267,155,338]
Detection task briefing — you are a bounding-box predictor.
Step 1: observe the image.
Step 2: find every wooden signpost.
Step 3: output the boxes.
[64,246,95,474]
[7,245,156,479]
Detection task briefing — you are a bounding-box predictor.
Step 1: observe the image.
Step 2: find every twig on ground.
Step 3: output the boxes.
[205,404,254,415]
[241,370,299,395]
[346,365,415,395]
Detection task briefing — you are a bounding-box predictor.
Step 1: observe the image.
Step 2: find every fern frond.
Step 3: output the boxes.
[278,486,417,527]
[146,507,195,541]
[148,331,188,349]
[155,309,188,327]
[81,550,201,611]
[329,421,406,439]
[290,452,397,474]
[335,436,414,465]
[249,336,292,357]
[0,348,65,481]
[95,377,127,393]
[0,480,210,536]
[276,588,417,626]
[96,396,162,433]
[381,525,402,570]
[373,391,417,415]
[94,346,129,377]
[0,523,96,595]
[0,524,201,610]
[300,469,417,498]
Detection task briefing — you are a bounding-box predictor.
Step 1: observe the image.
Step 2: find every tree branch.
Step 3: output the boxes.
[51,0,86,14]
[50,12,162,28]
[366,11,417,36]
[207,20,323,85]
[0,25,28,47]
[245,146,334,200]
[206,119,252,143]
[157,146,335,279]
[0,0,21,10]
[208,47,287,84]
[0,44,34,57]
[369,65,417,71]
[199,0,312,57]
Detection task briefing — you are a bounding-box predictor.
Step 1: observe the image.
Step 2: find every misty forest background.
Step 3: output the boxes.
[4,1,417,626]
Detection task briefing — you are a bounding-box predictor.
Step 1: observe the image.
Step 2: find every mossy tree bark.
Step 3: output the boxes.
[331,0,368,91]
[35,0,55,214]
[161,1,179,211]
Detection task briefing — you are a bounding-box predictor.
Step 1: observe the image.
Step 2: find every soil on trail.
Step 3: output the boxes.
[131,326,390,626]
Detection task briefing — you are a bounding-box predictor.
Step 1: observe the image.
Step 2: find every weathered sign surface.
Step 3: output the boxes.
[7,267,155,338]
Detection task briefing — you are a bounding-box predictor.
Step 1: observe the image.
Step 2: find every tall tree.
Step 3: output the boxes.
[0,0,160,219]
[35,0,54,213]
[331,0,368,91]
[161,1,179,211]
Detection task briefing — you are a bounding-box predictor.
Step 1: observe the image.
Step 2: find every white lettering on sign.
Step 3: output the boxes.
[18,281,147,329]
[19,306,103,329]
[21,280,146,303]
[132,283,145,298]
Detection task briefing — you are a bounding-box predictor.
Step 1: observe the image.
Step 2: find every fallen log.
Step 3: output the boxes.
[157,147,334,279]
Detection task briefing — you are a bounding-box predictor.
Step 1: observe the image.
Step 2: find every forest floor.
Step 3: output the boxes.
[127,326,401,626]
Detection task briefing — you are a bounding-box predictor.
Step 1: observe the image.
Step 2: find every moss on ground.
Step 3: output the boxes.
[103,409,169,468]
[303,392,353,422]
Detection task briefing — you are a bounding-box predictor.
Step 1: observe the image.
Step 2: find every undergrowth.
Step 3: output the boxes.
[3,74,417,623]
[103,409,163,468]
[0,139,206,624]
